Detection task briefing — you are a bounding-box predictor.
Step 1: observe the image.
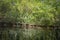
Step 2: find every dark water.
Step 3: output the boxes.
[0,28,59,40]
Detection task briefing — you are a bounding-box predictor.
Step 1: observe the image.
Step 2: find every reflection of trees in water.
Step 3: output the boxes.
[0,28,57,40]
[0,22,59,40]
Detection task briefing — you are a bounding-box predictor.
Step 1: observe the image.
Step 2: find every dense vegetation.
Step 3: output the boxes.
[0,0,60,26]
[0,0,60,40]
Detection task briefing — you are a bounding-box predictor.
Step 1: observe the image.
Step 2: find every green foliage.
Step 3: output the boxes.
[0,0,60,26]
[0,0,60,40]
